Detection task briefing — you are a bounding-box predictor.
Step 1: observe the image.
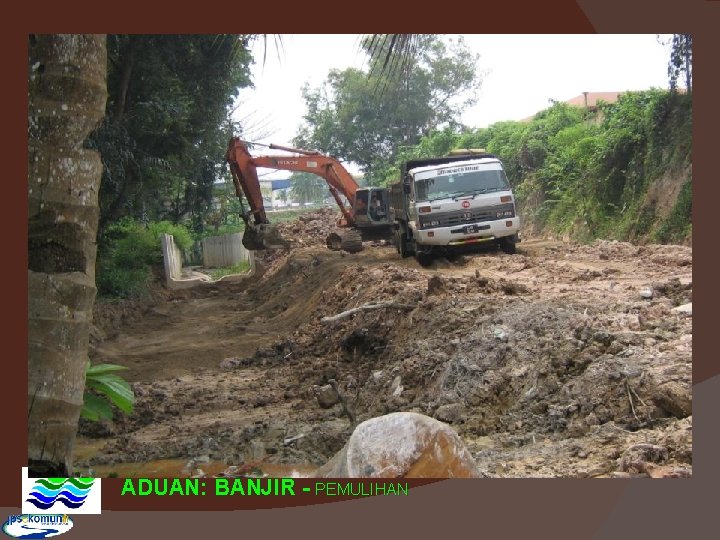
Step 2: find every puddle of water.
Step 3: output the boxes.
[74,439,107,462]
[75,437,318,478]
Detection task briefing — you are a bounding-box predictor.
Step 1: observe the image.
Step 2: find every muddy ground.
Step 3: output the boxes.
[79,210,692,478]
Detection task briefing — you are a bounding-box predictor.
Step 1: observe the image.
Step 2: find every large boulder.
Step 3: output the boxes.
[313,412,481,478]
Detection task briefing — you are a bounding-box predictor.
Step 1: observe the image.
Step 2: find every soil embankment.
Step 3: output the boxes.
[80,210,692,478]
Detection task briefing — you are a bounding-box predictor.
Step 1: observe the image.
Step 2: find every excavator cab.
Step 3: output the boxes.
[354,187,391,226]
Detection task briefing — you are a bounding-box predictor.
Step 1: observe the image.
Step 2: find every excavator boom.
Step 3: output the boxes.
[225,138,292,250]
[225,137,392,252]
[226,137,363,250]
[245,152,359,227]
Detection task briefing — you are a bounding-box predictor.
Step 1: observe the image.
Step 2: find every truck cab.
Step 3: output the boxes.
[390,151,521,263]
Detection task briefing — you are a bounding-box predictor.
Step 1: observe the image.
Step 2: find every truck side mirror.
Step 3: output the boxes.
[403,183,411,194]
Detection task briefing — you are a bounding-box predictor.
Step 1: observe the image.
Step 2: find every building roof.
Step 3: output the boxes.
[517,91,624,123]
[564,91,623,108]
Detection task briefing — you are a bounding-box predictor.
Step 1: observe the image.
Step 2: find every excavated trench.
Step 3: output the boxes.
[79,211,692,478]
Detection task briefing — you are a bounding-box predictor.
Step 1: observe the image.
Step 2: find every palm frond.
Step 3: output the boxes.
[257,34,286,68]
[363,34,420,96]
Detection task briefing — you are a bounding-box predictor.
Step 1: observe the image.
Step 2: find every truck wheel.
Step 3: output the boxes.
[499,235,517,255]
[415,251,434,267]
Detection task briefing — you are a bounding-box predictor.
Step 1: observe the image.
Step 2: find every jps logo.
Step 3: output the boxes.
[21,468,102,515]
[2,514,73,538]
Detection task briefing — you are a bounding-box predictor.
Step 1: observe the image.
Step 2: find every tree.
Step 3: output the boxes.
[28,34,108,476]
[289,172,327,205]
[295,35,481,185]
[89,35,254,237]
[667,34,692,95]
[24,33,461,477]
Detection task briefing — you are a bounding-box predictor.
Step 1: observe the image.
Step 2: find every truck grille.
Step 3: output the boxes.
[419,203,515,229]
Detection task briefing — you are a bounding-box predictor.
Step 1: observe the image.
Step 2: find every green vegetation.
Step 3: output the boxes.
[89,35,254,239]
[30,32,692,479]
[92,36,692,301]
[97,219,194,298]
[667,34,692,94]
[97,206,330,297]
[295,35,481,185]
[654,180,692,244]
[195,207,326,241]
[289,172,328,205]
[81,362,135,422]
[268,207,329,222]
[194,223,245,241]
[386,89,691,244]
[209,261,251,280]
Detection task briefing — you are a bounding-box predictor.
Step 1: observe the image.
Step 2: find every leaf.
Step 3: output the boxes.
[86,363,128,376]
[81,392,114,421]
[86,374,135,414]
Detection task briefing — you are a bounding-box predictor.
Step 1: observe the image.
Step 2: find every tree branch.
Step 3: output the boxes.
[321,302,414,323]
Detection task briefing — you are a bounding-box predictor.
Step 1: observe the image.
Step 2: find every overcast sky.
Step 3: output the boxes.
[233,34,673,176]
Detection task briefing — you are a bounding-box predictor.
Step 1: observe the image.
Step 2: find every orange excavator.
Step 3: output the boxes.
[225,137,392,252]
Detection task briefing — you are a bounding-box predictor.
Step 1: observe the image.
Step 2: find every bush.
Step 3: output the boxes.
[654,180,692,243]
[472,90,690,244]
[96,263,152,298]
[149,221,194,251]
[97,219,193,298]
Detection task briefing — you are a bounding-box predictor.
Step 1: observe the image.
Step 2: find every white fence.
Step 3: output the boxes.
[201,232,249,268]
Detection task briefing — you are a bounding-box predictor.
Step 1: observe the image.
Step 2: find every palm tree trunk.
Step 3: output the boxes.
[28,34,107,476]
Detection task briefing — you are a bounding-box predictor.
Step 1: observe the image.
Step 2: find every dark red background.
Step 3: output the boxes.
[3,1,714,537]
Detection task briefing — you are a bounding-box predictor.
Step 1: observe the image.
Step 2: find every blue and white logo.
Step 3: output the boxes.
[21,468,101,515]
[2,514,73,538]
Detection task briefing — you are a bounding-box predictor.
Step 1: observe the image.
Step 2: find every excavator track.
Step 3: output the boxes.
[326,229,363,253]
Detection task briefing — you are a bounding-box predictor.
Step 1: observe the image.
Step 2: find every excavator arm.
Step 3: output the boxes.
[226,137,266,226]
[225,138,290,250]
[225,137,361,250]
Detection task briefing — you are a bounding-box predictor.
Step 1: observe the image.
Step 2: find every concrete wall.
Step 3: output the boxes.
[160,233,183,283]
[202,232,249,268]
[161,232,253,289]
[160,233,207,289]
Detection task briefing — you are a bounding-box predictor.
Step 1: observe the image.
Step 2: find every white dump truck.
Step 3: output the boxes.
[389,149,521,265]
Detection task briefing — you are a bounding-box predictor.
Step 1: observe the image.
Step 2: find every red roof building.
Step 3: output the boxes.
[564,91,623,109]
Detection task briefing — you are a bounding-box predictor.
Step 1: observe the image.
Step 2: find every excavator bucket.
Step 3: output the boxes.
[242,223,291,251]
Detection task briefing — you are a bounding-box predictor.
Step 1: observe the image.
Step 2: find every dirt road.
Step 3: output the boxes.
[80,218,692,479]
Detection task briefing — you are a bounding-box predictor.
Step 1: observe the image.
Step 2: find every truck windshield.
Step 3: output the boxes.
[415,168,510,202]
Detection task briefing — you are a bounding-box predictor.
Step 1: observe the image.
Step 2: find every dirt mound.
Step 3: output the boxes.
[80,232,692,478]
[255,208,342,275]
